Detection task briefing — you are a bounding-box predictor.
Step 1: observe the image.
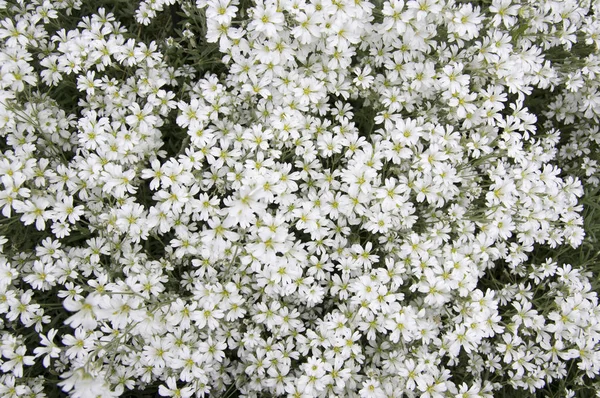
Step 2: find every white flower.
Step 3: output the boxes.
[294,76,326,105]
[0,345,35,377]
[101,163,137,198]
[63,295,100,331]
[51,195,84,224]
[292,7,322,44]
[248,0,285,38]
[126,102,158,133]
[448,4,483,41]
[353,65,375,90]
[33,329,61,368]
[360,378,386,398]
[115,202,149,242]
[158,377,194,398]
[58,367,119,398]
[489,0,520,28]
[14,196,50,230]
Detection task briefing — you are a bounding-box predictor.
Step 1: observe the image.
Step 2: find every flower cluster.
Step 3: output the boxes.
[0,0,600,397]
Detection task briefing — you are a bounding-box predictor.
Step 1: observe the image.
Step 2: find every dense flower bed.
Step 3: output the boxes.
[0,0,600,397]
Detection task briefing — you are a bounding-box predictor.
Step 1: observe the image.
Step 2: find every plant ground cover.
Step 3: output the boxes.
[1,0,600,397]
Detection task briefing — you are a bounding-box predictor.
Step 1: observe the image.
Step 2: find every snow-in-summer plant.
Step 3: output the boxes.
[0,0,600,396]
